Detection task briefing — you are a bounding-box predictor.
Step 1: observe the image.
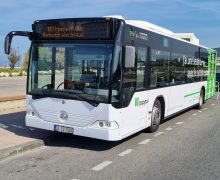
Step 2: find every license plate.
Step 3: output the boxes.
[54,125,74,134]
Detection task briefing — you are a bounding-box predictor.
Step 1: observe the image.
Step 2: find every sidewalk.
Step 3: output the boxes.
[0,100,56,160]
[0,76,26,98]
[0,95,25,102]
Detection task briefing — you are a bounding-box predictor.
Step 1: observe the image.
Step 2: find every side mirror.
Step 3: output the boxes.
[4,31,32,55]
[124,46,135,68]
[4,32,14,54]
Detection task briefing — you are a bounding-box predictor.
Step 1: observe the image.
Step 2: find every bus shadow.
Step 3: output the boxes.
[0,105,200,152]
[0,111,141,151]
[47,131,142,151]
[0,100,215,152]
[58,104,212,151]
[161,106,198,124]
[0,111,56,143]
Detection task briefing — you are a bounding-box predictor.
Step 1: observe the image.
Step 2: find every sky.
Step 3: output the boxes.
[0,0,220,66]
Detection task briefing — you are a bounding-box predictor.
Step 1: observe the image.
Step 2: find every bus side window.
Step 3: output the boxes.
[121,47,136,106]
[121,68,136,106]
[170,53,185,85]
[185,55,195,83]
[200,51,208,81]
[136,47,147,90]
[150,49,170,88]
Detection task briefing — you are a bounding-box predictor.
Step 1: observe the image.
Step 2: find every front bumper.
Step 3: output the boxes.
[25,116,122,141]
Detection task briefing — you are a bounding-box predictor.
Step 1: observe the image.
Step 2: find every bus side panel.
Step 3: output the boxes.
[120,88,169,138]
[120,80,207,139]
[167,85,184,115]
[120,91,150,137]
[167,82,205,116]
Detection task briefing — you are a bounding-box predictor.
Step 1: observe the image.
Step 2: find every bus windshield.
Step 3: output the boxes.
[28,43,114,104]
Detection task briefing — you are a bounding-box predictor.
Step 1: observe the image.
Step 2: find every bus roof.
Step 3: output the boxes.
[104,15,209,49]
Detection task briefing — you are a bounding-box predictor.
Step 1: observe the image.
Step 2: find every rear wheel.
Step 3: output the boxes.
[148,99,161,133]
[197,89,204,109]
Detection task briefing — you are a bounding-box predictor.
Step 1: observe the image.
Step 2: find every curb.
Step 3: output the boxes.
[0,133,58,161]
[0,95,26,102]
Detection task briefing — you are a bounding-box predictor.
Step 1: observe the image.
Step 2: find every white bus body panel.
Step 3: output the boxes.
[26,82,206,141]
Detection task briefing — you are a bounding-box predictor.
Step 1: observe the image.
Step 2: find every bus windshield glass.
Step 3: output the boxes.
[28,43,113,104]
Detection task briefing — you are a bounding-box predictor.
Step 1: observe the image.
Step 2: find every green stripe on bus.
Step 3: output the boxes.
[184,91,200,98]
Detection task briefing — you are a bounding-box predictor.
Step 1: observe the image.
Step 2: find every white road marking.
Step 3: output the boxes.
[176,121,184,125]
[165,127,173,131]
[138,139,151,145]
[198,111,202,113]
[193,113,197,116]
[211,104,215,106]
[118,149,132,156]
[154,132,164,137]
[92,161,112,171]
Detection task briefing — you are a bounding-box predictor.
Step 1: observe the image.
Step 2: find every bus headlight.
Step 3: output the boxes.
[91,121,119,130]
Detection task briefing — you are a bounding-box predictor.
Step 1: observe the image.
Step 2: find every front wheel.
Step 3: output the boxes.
[147,99,162,133]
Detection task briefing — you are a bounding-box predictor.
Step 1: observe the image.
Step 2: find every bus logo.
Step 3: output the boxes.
[129,30,136,40]
[135,97,139,107]
[59,111,68,121]
[135,97,149,107]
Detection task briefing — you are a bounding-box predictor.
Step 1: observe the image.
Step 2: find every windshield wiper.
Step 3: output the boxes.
[76,93,98,107]
[41,84,52,89]
[55,90,98,107]
[31,90,54,99]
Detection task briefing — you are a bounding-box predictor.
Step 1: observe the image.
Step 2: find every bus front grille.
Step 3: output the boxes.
[38,110,94,127]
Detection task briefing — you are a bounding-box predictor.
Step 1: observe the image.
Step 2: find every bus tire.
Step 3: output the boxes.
[197,89,204,109]
[148,99,161,133]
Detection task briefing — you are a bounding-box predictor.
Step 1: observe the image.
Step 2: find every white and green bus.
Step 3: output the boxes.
[5,16,217,141]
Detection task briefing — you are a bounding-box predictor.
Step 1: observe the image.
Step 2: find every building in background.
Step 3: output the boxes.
[173,33,200,45]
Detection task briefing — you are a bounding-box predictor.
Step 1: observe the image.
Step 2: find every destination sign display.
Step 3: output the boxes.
[33,19,113,40]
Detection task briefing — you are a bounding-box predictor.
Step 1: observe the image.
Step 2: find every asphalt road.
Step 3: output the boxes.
[0,98,220,180]
[0,76,26,97]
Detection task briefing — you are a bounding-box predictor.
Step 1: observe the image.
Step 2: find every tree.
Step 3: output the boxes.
[8,48,19,70]
[22,49,30,71]
[56,48,65,69]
